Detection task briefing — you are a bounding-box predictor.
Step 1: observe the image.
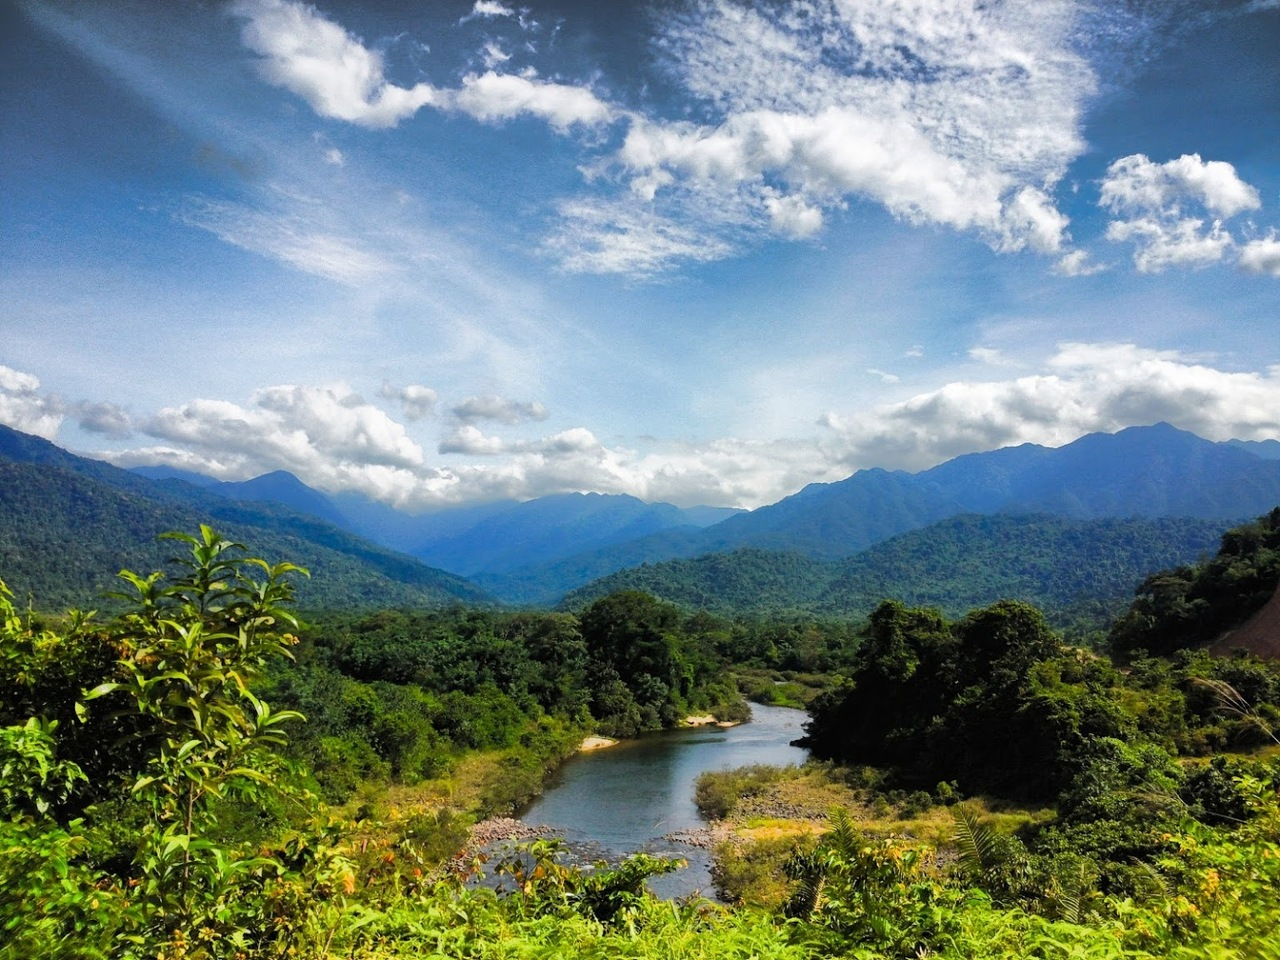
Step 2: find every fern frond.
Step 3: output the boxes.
[951,805,999,877]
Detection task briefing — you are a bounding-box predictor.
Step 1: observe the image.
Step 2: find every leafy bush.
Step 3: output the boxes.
[694,764,788,820]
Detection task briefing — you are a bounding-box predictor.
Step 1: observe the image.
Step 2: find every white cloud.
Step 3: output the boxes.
[125,384,439,505]
[1239,233,1280,276]
[323,147,344,166]
[554,0,1094,274]
[1106,215,1233,272]
[232,0,440,129]
[1001,187,1071,254]
[451,394,549,425]
[450,71,612,131]
[440,424,506,455]
[438,424,602,458]
[482,41,511,69]
[1100,153,1260,219]
[0,366,40,394]
[380,383,437,421]
[232,0,611,132]
[529,427,601,455]
[75,401,133,438]
[81,344,1280,510]
[764,190,824,238]
[253,384,425,467]
[1053,249,1105,276]
[0,365,63,440]
[1100,154,1261,272]
[820,343,1280,471]
[463,1,516,22]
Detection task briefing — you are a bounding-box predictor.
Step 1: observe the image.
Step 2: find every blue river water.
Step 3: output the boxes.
[517,703,809,899]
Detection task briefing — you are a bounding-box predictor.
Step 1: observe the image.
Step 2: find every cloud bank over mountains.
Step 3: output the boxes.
[6,344,1280,510]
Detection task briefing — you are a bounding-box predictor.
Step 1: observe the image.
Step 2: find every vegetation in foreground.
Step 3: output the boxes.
[3,517,1280,959]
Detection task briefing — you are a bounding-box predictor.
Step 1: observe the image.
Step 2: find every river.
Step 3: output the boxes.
[517,703,809,899]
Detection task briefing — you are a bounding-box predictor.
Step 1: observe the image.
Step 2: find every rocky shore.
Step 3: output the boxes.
[468,816,551,846]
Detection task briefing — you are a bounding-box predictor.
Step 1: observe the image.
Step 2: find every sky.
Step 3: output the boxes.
[2,0,1279,511]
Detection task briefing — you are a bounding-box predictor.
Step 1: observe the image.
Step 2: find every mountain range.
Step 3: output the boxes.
[3,421,1279,616]
[558,514,1231,633]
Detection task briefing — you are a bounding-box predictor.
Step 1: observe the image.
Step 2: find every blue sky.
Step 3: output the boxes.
[2,0,1279,509]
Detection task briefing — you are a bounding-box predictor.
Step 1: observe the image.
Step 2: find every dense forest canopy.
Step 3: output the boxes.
[561,514,1230,637]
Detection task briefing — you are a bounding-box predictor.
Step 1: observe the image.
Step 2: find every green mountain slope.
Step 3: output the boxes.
[0,429,490,610]
[819,514,1231,625]
[562,514,1232,631]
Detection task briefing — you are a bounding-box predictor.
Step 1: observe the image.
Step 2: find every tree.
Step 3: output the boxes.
[82,526,319,949]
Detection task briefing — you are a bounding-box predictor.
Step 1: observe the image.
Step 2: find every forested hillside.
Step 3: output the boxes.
[563,514,1229,633]
[0,429,488,610]
[1109,506,1280,659]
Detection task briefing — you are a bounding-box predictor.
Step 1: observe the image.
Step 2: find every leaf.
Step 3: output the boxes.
[82,682,119,702]
[951,806,1000,877]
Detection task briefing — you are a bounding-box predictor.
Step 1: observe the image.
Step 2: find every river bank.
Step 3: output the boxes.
[514,703,809,899]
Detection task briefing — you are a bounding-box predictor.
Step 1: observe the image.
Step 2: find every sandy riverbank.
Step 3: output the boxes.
[683,714,741,728]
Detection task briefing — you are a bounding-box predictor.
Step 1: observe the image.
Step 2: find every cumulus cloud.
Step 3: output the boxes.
[1106,215,1233,272]
[764,190,824,239]
[380,383,438,421]
[450,71,612,131]
[1239,233,1280,276]
[820,343,1280,471]
[232,0,611,131]
[1100,153,1260,219]
[231,0,441,128]
[1053,249,1106,276]
[252,384,425,467]
[1100,153,1261,272]
[116,384,446,506]
[532,427,601,455]
[75,401,133,438]
[462,1,516,22]
[0,365,64,440]
[554,0,1094,273]
[451,394,549,425]
[438,424,601,458]
[439,424,506,455]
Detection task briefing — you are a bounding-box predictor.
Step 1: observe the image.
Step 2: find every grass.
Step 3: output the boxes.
[700,761,1054,906]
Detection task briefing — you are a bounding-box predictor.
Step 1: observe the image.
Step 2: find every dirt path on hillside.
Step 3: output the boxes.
[1211,581,1280,658]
